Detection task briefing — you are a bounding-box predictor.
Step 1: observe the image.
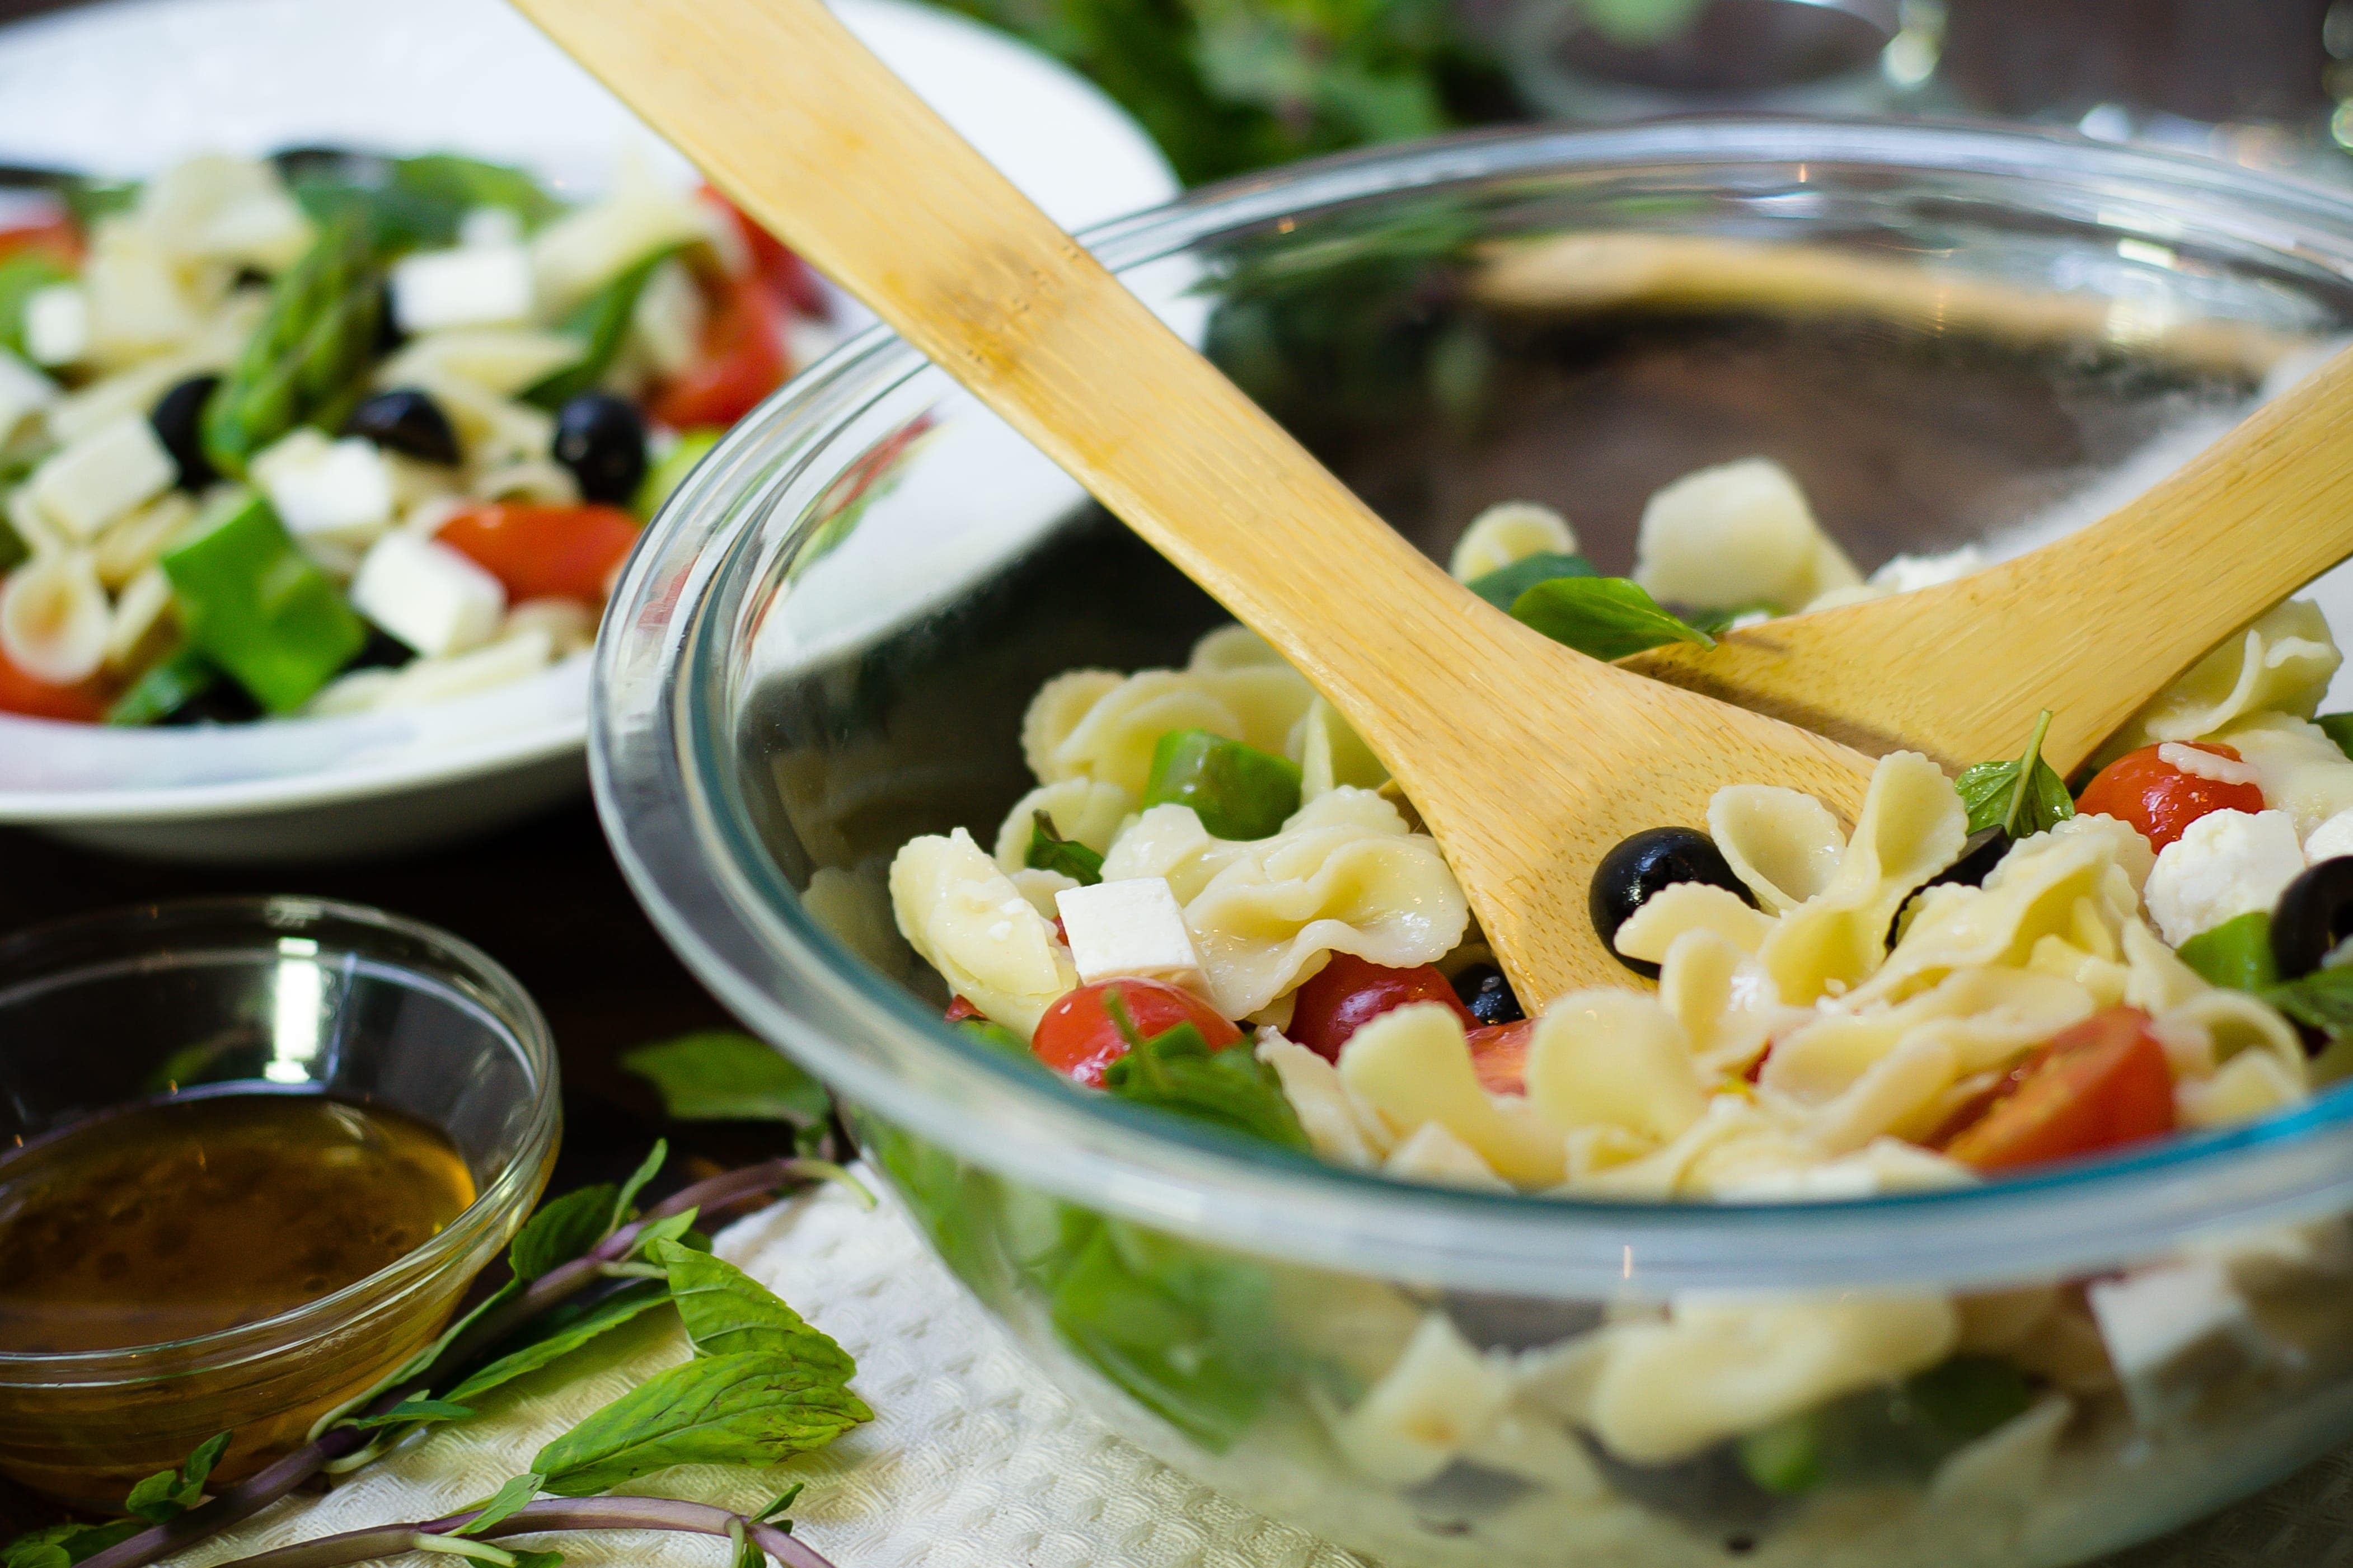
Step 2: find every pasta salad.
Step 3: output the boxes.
[887,455,2353,1201]
[0,150,828,725]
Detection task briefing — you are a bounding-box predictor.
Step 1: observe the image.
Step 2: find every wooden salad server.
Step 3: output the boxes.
[1624,344,2353,777]
[510,0,1878,1001]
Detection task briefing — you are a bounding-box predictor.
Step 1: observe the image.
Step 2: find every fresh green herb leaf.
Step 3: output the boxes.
[105,647,221,727]
[0,506,24,580]
[651,1239,855,1378]
[753,1483,804,1524]
[609,1140,668,1233]
[1685,601,1782,636]
[1510,576,1715,661]
[1142,727,1302,840]
[621,1032,832,1126]
[412,1537,517,1565]
[1026,809,1105,884]
[287,153,562,257]
[453,1473,545,1537]
[392,155,563,233]
[1100,994,1309,1151]
[524,245,683,407]
[348,1396,475,1429]
[1736,1412,1824,1496]
[1463,550,1594,613]
[2177,912,2280,992]
[1735,1353,2030,1497]
[443,1282,673,1407]
[509,1185,620,1283]
[728,1520,763,1568]
[60,177,139,229]
[504,1551,564,1568]
[2318,713,2353,762]
[2261,965,2353,1039]
[956,1017,1035,1063]
[0,252,72,360]
[123,1431,230,1523]
[532,1351,871,1496]
[200,211,383,476]
[626,1209,701,1259]
[1956,711,2075,838]
[2,1520,143,1568]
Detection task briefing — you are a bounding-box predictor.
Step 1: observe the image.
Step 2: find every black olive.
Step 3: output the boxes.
[1451,962,1524,1026]
[1590,827,1755,979]
[149,375,221,490]
[2271,856,2353,980]
[345,387,461,467]
[1887,825,2009,947]
[552,392,648,505]
[155,677,262,727]
[344,626,416,672]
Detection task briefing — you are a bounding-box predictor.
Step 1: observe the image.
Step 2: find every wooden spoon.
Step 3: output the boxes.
[1623,345,2353,777]
[511,0,1877,1001]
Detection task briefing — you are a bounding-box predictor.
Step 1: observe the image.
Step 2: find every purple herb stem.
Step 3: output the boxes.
[207,1496,834,1568]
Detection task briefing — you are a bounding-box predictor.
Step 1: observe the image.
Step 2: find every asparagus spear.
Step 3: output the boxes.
[200,212,384,477]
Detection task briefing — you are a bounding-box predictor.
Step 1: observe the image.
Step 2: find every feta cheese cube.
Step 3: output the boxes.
[2307,806,2353,864]
[1054,877,1207,994]
[458,205,525,249]
[390,245,536,334]
[0,349,56,443]
[2088,1259,2270,1425]
[250,430,395,544]
[349,531,506,656]
[27,413,176,540]
[22,284,88,368]
[2143,809,2305,946]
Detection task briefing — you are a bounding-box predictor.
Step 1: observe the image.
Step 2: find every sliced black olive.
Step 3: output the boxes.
[149,375,221,490]
[1451,961,1524,1026]
[2271,856,2353,980]
[345,387,461,467]
[1590,827,1754,979]
[1887,825,2009,948]
[552,392,648,505]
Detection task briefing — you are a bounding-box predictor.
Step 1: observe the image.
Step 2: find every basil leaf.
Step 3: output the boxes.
[651,1239,854,1377]
[957,1016,1036,1063]
[753,1483,804,1524]
[2177,912,2280,992]
[1463,550,1594,613]
[443,1281,673,1407]
[609,1140,668,1233]
[1100,996,1307,1151]
[532,1352,872,1496]
[524,245,683,407]
[622,1032,832,1125]
[123,1431,229,1523]
[453,1472,545,1537]
[2318,712,2353,762]
[1955,710,2074,838]
[1510,576,1714,661]
[2,1520,142,1568]
[2261,965,2353,1036]
[1686,600,1781,636]
[393,154,563,232]
[509,1185,620,1283]
[347,1396,474,1429]
[1026,809,1105,884]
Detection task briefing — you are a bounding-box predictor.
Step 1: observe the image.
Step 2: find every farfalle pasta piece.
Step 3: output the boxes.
[1584,1292,1958,1463]
[1186,622,1288,672]
[1763,968,2097,1119]
[1337,1003,1566,1185]
[990,777,1134,874]
[2097,599,2340,763]
[1449,500,1577,581]
[888,827,1077,1037]
[1021,661,1318,795]
[1329,1312,1516,1485]
[2214,712,2353,837]
[1613,882,1777,965]
[1708,784,1846,915]
[1290,696,1388,799]
[1656,928,1793,1078]
[1524,990,1708,1144]
[1760,752,1967,1004]
[1257,1030,1392,1168]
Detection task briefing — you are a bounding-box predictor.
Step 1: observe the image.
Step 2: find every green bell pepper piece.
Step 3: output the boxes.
[104,646,222,726]
[1143,728,1302,840]
[633,426,724,519]
[160,489,365,712]
[2177,910,2280,992]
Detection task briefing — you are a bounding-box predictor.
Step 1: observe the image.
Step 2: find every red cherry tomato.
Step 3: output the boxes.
[2076,742,2265,852]
[434,503,641,605]
[943,996,982,1023]
[0,639,110,722]
[0,214,79,265]
[696,186,829,318]
[1287,953,1476,1063]
[1031,978,1241,1088]
[1940,1006,2176,1171]
[649,274,788,430]
[1467,1020,1532,1096]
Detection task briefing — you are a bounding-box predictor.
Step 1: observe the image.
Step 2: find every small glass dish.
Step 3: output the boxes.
[0,897,559,1508]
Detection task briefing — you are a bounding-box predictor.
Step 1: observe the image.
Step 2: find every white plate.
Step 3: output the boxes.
[0,0,1175,863]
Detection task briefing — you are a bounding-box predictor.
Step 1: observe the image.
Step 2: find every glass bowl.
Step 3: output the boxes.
[593,119,2353,1567]
[0,897,559,1508]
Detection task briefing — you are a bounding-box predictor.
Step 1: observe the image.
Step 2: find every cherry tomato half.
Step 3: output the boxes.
[696,186,829,319]
[1031,978,1241,1088]
[943,996,982,1023]
[434,503,641,605]
[1288,953,1476,1063]
[1939,1006,2176,1171]
[0,639,110,721]
[0,215,79,265]
[1467,1020,1532,1096]
[2076,742,2265,852]
[649,273,788,431]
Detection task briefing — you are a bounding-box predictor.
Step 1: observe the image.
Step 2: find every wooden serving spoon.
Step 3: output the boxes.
[1623,345,2353,778]
[510,0,1877,1001]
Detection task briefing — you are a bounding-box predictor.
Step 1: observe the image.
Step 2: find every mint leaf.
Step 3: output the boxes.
[1025,810,1105,885]
[609,1141,669,1234]
[123,1431,229,1524]
[651,1240,854,1378]
[532,1353,872,1496]
[453,1472,545,1537]
[1464,550,1594,613]
[443,1282,673,1407]
[510,1186,619,1283]
[1100,995,1307,1151]
[348,1396,474,1429]
[622,1032,832,1126]
[1510,576,1715,661]
[1956,710,2074,838]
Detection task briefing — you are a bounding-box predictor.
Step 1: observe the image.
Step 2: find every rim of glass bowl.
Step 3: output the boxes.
[596,117,2353,1297]
[0,896,561,1381]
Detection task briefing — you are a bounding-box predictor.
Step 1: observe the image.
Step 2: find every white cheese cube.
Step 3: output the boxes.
[250,430,395,544]
[349,531,506,656]
[27,412,176,540]
[2143,809,2305,946]
[22,284,89,368]
[2306,806,2353,864]
[458,205,526,248]
[0,349,56,443]
[2088,1260,2270,1426]
[1054,877,1207,995]
[391,245,536,334]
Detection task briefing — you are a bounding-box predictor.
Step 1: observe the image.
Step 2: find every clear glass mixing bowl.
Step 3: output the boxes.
[592,119,2353,1566]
